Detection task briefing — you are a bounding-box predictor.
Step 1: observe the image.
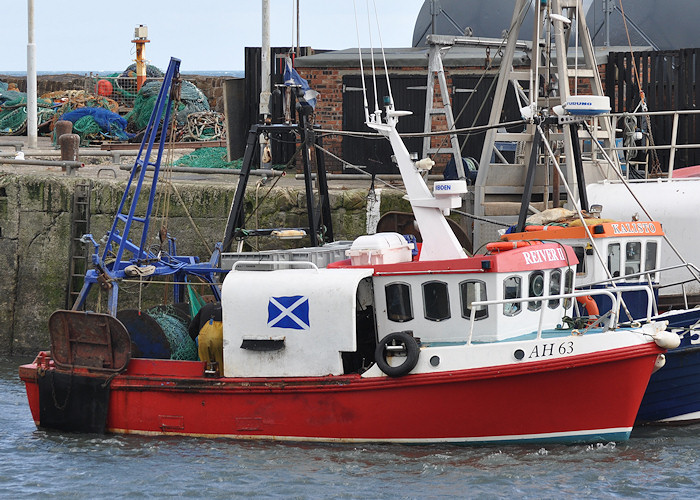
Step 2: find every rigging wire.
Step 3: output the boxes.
[429,0,533,157]
[352,0,370,123]
[313,142,404,192]
[365,0,380,115]
[314,118,527,139]
[372,0,394,106]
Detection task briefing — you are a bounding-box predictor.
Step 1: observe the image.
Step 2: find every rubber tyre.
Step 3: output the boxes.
[375,331,420,377]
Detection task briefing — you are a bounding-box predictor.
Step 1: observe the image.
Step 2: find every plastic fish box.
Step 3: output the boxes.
[288,241,353,268]
[220,250,288,271]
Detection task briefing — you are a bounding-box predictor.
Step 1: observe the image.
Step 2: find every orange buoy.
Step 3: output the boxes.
[96,79,113,97]
[576,295,599,316]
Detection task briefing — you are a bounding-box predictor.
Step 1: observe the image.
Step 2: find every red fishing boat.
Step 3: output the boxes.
[19,55,674,444]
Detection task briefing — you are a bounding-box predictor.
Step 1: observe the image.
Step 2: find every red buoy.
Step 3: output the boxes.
[96,79,113,96]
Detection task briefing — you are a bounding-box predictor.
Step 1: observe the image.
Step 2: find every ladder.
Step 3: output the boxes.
[422,37,463,179]
[67,181,91,309]
[473,0,619,248]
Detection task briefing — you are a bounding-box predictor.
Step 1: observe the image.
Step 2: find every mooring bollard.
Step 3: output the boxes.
[59,133,80,174]
[54,120,73,146]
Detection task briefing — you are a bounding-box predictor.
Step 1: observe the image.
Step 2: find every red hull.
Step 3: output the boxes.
[20,344,661,444]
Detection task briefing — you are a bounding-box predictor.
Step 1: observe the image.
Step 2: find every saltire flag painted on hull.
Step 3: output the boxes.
[268,295,310,330]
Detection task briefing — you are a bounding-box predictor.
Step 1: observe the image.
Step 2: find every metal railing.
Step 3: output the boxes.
[603,109,700,179]
[84,75,165,108]
[466,286,656,345]
[585,262,700,311]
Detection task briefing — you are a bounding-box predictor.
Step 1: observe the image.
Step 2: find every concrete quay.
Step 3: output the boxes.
[0,135,412,354]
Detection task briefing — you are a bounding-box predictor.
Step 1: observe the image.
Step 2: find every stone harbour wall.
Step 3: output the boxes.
[0,74,228,112]
[0,174,410,355]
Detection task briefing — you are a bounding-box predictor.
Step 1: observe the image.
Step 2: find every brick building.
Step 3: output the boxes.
[294,44,610,174]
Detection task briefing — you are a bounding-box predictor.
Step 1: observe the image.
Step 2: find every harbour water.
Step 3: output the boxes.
[2,356,699,499]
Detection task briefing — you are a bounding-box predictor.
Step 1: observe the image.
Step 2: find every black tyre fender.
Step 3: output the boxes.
[375,331,420,377]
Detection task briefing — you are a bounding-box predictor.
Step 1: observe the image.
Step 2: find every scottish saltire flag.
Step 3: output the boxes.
[268,295,310,330]
[284,57,319,108]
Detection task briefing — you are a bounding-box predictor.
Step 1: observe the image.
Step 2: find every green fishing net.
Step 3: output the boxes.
[148,305,199,361]
[0,84,54,135]
[125,80,210,132]
[174,147,239,169]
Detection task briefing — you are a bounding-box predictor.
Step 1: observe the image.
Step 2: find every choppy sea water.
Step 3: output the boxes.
[2,356,699,499]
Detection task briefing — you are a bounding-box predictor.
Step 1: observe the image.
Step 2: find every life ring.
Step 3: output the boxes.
[375,331,420,377]
[486,240,540,253]
[576,294,599,321]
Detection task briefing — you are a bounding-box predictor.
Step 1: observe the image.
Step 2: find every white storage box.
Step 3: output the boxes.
[346,233,413,266]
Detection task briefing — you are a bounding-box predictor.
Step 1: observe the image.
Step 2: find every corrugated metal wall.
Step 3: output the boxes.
[606,49,700,170]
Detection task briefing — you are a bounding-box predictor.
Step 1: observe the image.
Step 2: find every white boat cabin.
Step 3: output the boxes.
[501,221,664,288]
[221,233,577,378]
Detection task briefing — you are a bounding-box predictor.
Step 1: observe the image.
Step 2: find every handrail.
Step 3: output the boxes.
[601,108,700,179]
[231,260,319,271]
[585,262,700,291]
[466,286,656,345]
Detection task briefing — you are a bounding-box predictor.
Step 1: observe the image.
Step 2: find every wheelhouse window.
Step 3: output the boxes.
[423,281,450,322]
[385,282,413,322]
[607,243,621,278]
[625,241,642,278]
[548,269,561,309]
[528,271,544,311]
[563,269,574,308]
[573,246,587,276]
[645,241,658,280]
[503,276,522,316]
[460,280,488,320]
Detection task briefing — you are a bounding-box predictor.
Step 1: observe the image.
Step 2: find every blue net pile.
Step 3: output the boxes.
[59,107,133,144]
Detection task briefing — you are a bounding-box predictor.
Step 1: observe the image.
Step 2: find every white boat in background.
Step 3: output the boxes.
[587,157,700,304]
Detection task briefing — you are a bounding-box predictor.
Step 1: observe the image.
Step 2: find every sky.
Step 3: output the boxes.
[2,0,425,73]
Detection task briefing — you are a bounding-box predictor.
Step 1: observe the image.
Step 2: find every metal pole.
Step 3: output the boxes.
[27,0,37,149]
[260,0,271,168]
[260,0,271,120]
[296,0,300,57]
[603,0,610,47]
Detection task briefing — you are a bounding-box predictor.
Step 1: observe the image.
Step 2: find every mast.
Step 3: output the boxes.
[472,0,618,249]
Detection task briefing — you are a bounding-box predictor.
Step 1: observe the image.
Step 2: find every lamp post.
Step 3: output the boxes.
[27,0,37,149]
[260,0,271,168]
[132,25,150,92]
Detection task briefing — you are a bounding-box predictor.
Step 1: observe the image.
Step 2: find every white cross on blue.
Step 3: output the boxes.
[267,295,310,330]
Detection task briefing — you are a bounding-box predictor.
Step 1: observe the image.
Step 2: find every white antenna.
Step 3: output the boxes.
[366,0,380,116]
[352,0,370,123]
[372,0,394,107]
